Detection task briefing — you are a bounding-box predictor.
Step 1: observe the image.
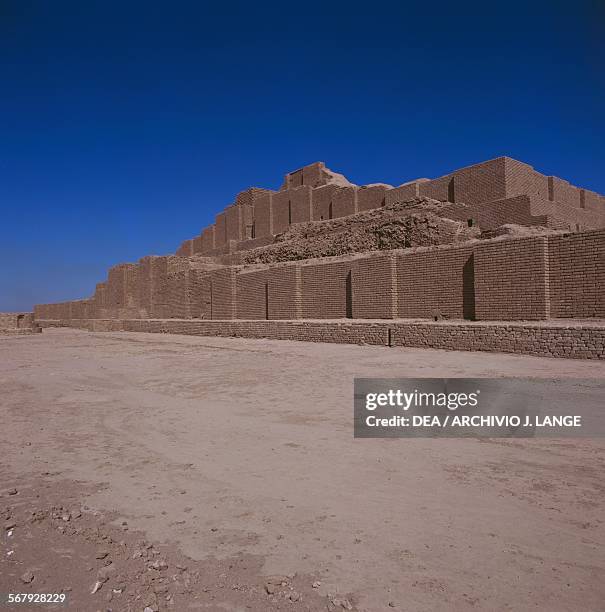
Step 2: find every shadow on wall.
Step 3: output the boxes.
[346,271,353,319]
[463,254,476,320]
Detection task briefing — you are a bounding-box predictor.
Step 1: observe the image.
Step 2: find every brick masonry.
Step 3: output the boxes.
[0,312,39,333]
[201,226,216,253]
[271,190,291,234]
[236,268,269,320]
[311,185,338,221]
[35,318,605,360]
[208,268,236,320]
[548,230,605,318]
[32,158,605,358]
[301,259,356,318]
[352,253,396,319]
[475,236,550,321]
[289,186,313,225]
[397,245,475,319]
[172,157,603,260]
[34,230,605,326]
[253,192,272,238]
[332,187,357,219]
[215,212,227,247]
[357,185,388,212]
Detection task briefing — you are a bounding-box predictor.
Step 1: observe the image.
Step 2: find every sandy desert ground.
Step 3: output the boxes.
[1,329,604,612]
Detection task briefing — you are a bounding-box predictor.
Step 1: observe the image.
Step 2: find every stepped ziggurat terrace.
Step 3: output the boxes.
[32,157,605,359]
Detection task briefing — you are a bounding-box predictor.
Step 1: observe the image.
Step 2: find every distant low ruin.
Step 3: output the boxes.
[30,157,605,358]
[0,312,40,335]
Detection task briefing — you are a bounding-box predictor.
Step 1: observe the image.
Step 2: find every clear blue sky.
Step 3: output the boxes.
[1,1,603,311]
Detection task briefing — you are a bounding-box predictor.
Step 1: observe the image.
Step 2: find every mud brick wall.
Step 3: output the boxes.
[107,265,128,310]
[237,188,272,239]
[192,235,203,254]
[123,264,140,312]
[548,176,582,208]
[528,198,601,231]
[332,187,357,218]
[505,158,550,201]
[235,187,273,208]
[312,185,338,221]
[475,196,548,228]
[176,239,194,257]
[166,271,190,318]
[442,196,548,230]
[149,257,170,318]
[352,253,396,319]
[188,269,206,319]
[286,168,304,189]
[198,274,212,319]
[236,265,301,320]
[92,282,109,318]
[272,191,291,234]
[32,305,46,319]
[289,186,313,224]
[583,190,605,215]
[33,231,605,325]
[475,236,550,320]
[253,192,272,238]
[397,244,475,319]
[225,205,244,242]
[236,268,269,320]
[357,185,388,212]
[208,268,236,319]
[137,258,153,318]
[201,226,216,254]
[301,259,355,318]
[284,162,325,189]
[70,300,90,319]
[227,236,275,260]
[419,174,452,202]
[19,312,35,328]
[0,312,35,330]
[214,212,227,247]
[548,230,605,318]
[241,204,254,239]
[48,302,70,319]
[0,313,20,329]
[267,264,300,319]
[385,183,420,205]
[225,205,240,242]
[451,158,507,205]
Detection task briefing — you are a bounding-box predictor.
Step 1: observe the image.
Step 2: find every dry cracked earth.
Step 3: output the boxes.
[1,328,604,612]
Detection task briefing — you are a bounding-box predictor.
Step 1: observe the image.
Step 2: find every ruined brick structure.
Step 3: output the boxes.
[32,158,605,358]
[0,312,40,335]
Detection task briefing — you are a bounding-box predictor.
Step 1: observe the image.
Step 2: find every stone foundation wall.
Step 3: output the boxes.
[36,318,605,360]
